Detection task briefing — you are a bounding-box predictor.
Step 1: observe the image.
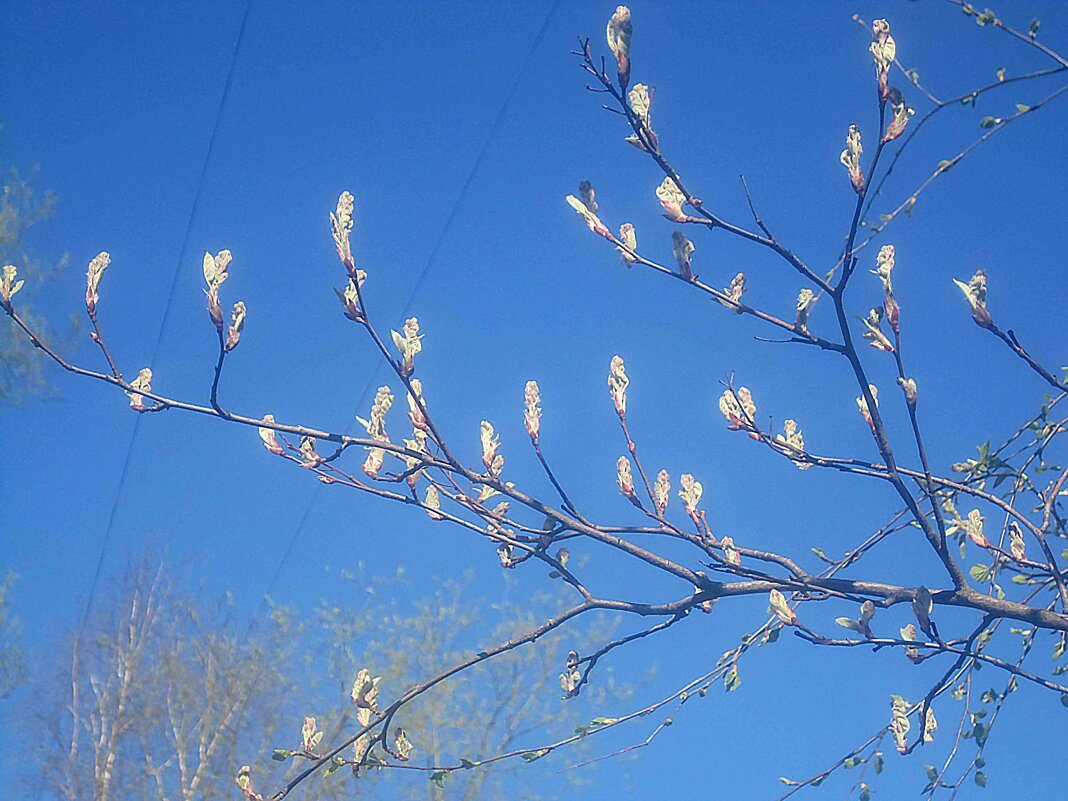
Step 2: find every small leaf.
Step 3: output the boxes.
[844,757,861,769]
[975,770,988,788]
[1015,103,1032,113]
[430,770,449,788]
[272,749,297,761]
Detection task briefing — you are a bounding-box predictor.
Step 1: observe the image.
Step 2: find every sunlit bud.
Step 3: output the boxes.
[497,542,515,569]
[678,473,703,514]
[391,317,423,377]
[606,5,633,90]
[334,273,367,323]
[721,536,741,566]
[964,508,990,548]
[769,589,797,625]
[578,180,598,214]
[235,765,259,801]
[423,484,444,520]
[795,289,816,334]
[566,649,579,670]
[407,378,427,431]
[566,194,611,239]
[625,83,658,152]
[302,716,322,753]
[924,707,937,743]
[775,419,812,470]
[672,231,696,281]
[357,386,394,441]
[401,430,428,487]
[616,456,638,503]
[85,252,110,316]
[617,223,638,266]
[298,436,321,467]
[856,385,879,430]
[0,264,24,309]
[476,483,499,504]
[891,696,910,753]
[125,368,153,411]
[722,272,746,311]
[952,270,993,329]
[900,623,922,663]
[870,19,896,102]
[225,301,246,352]
[656,177,689,222]
[362,447,384,479]
[202,250,232,331]
[872,245,895,294]
[897,376,917,407]
[394,729,414,762]
[524,380,542,444]
[653,469,670,515]
[350,668,381,711]
[1009,521,1026,561]
[330,191,356,275]
[480,421,504,477]
[257,414,284,455]
[352,708,372,772]
[719,387,756,431]
[608,355,629,417]
[861,307,895,352]
[840,125,864,193]
[882,89,914,142]
[859,600,876,637]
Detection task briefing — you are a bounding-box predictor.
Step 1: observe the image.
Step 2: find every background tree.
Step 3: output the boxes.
[0,572,26,701]
[5,3,1068,799]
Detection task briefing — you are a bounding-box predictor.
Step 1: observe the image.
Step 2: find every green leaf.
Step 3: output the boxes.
[970,563,991,583]
[975,770,988,788]
[430,770,449,788]
[979,116,999,129]
[723,665,742,692]
[272,749,298,761]
[1061,693,1068,707]
[1016,103,1032,113]
[844,757,861,769]
[778,777,800,786]
[589,716,620,727]
[459,758,478,769]
[925,764,939,781]
[1029,19,1040,36]
[323,758,345,777]
[835,617,861,632]
[521,749,549,763]
[873,753,884,774]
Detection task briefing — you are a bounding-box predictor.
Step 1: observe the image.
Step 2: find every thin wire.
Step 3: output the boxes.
[78,1,252,626]
[247,0,562,629]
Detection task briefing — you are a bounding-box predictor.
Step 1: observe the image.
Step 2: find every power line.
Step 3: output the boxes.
[79,1,252,626]
[247,0,562,627]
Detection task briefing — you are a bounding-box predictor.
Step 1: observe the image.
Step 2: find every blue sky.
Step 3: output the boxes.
[3,1,1068,798]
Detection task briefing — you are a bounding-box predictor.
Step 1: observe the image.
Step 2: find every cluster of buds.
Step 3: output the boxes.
[840,125,864,194]
[85,252,109,317]
[953,269,993,329]
[257,414,285,455]
[1008,521,1027,562]
[352,703,374,775]
[350,667,381,774]
[235,766,262,801]
[480,421,504,478]
[672,231,696,281]
[900,623,922,663]
[871,244,899,332]
[606,6,632,90]
[560,649,582,698]
[524,380,541,444]
[358,386,394,442]
[719,387,757,435]
[924,707,937,744]
[617,222,638,266]
[720,272,746,311]
[125,368,153,411]
[608,355,629,417]
[769,589,798,626]
[720,536,741,566]
[625,83,658,152]
[678,473,704,526]
[795,289,816,334]
[202,250,233,332]
[391,317,422,378]
[298,435,321,467]
[393,729,414,762]
[301,716,324,753]
[775,419,812,470]
[401,429,428,489]
[0,264,24,310]
[335,270,368,323]
[882,87,915,143]
[963,508,990,548]
[407,378,427,431]
[616,456,639,505]
[566,191,611,239]
[653,469,670,515]
[331,191,357,275]
[890,696,910,754]
[655,176,694,223]
[860,307,894,352]
[856,384,879,431]
[870,19,896,102]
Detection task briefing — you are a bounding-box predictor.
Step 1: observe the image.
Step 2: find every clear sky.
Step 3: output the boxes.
[2,1,1068,798]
